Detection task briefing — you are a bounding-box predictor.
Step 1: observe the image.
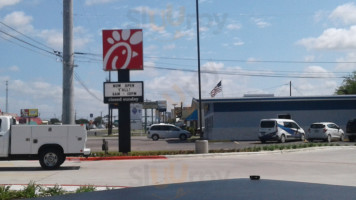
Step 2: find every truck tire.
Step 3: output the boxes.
[59,155,67,166]
[39,148,63,170]
[152,134,159,141]
[280,135,286,143]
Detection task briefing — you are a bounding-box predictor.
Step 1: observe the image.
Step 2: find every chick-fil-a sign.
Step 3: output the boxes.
[102,29,143,71]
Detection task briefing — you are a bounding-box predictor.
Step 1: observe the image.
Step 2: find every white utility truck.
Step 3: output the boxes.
[0,115,90,169]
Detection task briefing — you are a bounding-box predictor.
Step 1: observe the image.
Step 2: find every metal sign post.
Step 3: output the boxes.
[118,70,130,153]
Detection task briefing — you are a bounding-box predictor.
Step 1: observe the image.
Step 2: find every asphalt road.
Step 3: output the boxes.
[86,135,354,152]
[1,147,356,188]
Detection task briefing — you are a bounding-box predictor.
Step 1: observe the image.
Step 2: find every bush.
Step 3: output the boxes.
[75,185,96,193]
[186,127,196,135]
[40,184,66,197]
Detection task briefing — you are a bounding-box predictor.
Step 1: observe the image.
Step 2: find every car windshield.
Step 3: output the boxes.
[3,1,356,199]
[310,124,325,129]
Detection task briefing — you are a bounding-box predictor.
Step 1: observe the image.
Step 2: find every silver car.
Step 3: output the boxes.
[307,122,344,142]
[147,124,191,141]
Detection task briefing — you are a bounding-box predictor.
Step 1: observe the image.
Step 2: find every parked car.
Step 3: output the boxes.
[147,123,192,141]
[258,119,305,143]
[346,119,356,141]
[307,122,344,142]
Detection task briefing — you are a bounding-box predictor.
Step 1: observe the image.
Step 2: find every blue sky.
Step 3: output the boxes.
[1,0,356,120]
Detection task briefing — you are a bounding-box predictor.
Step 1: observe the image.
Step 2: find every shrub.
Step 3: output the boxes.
[75,185,96,193]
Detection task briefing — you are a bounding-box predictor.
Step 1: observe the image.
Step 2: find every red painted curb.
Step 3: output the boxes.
[66,155,167,161]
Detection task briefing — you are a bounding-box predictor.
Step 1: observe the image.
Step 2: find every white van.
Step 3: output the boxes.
[258,119,305,143]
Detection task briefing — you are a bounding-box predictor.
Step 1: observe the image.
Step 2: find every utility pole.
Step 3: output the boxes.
[5,80,8,113]
[62,0,75,124]
[290,81,292,97]
[196,0,203,138]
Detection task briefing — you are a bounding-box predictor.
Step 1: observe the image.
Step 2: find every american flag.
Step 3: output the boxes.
[210,81,222,97]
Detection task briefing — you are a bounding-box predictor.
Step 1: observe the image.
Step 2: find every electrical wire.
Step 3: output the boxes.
[74,72,103,102]
[0,21,55,52]
[0,29,58,57]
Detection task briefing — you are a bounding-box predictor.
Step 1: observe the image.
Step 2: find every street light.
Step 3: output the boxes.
[196,0,203,138]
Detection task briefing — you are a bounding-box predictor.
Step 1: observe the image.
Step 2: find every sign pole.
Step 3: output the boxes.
[118,70,131,153]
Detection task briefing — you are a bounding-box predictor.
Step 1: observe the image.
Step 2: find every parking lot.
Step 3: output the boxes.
[86,135,356,152]
[1,147,356,189]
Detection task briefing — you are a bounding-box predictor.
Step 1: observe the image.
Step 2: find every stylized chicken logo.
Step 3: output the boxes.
[103,29,143,70]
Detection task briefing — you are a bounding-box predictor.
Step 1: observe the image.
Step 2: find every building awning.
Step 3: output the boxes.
[185,110,198,121]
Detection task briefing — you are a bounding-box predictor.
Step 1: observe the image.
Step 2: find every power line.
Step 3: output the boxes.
[74,72,103,102]
[72,53,349,79]
[144,65,346,79]
[145,56,356,64]
[73,51,356,64]
[0,21,55,52]
[0,29,58,57]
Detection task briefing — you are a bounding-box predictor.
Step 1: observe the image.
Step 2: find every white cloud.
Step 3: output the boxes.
[301,66,335,78]
[329,3,356,25]
[297,25,356,50]
[2,11,34,33]
[252,18,271,28]
[275,66,338,96]
[163,44,176,50]
[0,0,21,9]
[335,52,356,71]
[2,78,106,120]
[38,26,92,50]
[233,41,244,46]
[174,29,195,40]
[304,55,315,62]
[226,23,241,30]
[85,0,115,6]
[38,29,63,49]
[9,65,19,72]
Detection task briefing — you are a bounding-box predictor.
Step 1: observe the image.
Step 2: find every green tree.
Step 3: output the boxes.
[76,118,89,124]
[336,71,356,94]
[50,118,60,124]
[94,116,103,126]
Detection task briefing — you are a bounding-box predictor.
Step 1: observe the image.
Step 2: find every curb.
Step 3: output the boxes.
[66,155,167,161]
[66,146,356,161]
[164,146,356,159]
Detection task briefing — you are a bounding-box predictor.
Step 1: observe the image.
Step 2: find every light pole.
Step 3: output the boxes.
[196,0,203,138]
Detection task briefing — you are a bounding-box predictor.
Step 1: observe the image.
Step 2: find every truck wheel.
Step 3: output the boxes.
[280,135,286,143]
[152,134,159,141]
[39,148,63,170]
[327,135,332,143]
[59,155,67,166]
[301,134,305,142]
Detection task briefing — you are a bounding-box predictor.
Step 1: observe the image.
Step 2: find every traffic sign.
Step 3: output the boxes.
[103,82,144,103]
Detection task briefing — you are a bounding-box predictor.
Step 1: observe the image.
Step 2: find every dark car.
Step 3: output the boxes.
[346,119,356,141]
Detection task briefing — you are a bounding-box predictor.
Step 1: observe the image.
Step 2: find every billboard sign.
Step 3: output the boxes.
[130,104,143,120]
[143,101,158,109]
[21,109,38,117]
[104,82,144,103]
[102,29,143,71]
[157,100,167,112]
